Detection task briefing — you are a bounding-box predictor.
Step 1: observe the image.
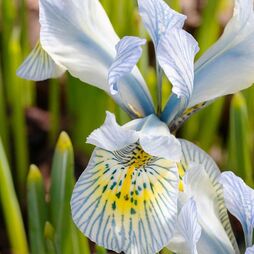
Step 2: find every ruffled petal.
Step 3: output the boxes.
[158,29,199,124]
[17,42,65,81]
[137,0,186,47]
[109,36,146,95]
[36,0,154,118]
[71,144,179,254]
[169,198,201,254]
[191,0,254,107]
[175,140,240,254]
[220,171,254,247]
[87,112,139,151]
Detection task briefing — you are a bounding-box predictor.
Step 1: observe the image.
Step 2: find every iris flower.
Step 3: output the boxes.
[17,0,254,253]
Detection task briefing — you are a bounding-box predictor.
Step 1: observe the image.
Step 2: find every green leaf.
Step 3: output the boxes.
[27,165,47,254]
[0,136,29,254]
[44,222,57,254]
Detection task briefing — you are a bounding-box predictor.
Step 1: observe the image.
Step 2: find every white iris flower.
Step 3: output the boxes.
[17,0,254,253]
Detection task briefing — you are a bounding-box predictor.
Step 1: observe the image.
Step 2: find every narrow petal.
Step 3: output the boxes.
[169,198,201,254]
[38,0,154,118]
[17,42,65,81]
[175,140,240,254]
[87,112,139,151]
[220,172,254,247]
[71,144,179,254]
[158,29,199,124]
[137,0,186,47]
[109,36,146,95]
[190,0,254,107]
[246,246,254,254]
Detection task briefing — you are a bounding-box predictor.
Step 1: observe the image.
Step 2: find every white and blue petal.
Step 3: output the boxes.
[71,143,179,254]
[108,36,146,95]
[16,42,65,81]
[190,0,254,107]
[220,171,254,247]
[158,28,199,124]
[246,246,254,254]
[87,111,139,151]
[168,198,201,254]
[87,112,182,161]
[137,0,186,47]
[169,140,240,254]
[19,0,154,118]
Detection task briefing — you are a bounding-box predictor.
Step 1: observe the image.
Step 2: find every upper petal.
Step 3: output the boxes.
[220,171,254,247]
[16,42,65,81]
[246,246,254,254]
[190,0,254,107]
[137,0,186,47]
[71,144,179,254]
[36,0,154,118]
[108,36,146,95]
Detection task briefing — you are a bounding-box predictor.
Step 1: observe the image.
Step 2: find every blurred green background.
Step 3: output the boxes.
[0,0,253,253]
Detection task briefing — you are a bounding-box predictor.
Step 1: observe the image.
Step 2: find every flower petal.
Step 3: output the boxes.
[137,0,186,47]
[38,0,154,118]
[246,246,254,254]
[190,0,254,107]
[109,36,146,95]
[71,144,179,254]
[158,29,199,124]
[169,198,201,254]
[177,140,239,254]
[16,42,65,81]
[87,112,139,151]
[220,171,254,247]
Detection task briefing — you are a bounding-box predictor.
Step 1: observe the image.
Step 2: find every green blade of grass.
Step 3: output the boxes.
[44,222,57,254]
[0,137,29,254]
[27,165,47,254]
[228,93,253,186]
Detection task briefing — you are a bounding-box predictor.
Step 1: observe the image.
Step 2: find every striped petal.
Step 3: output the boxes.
[158,29,199,124]
[191,0,254,107]
[137,0,186,47]
[109,36,146,95]
[220,172,254,247]
[176,140,239,254]
[168,198,201,254]
[71,144,179,254]
[25,0,154,118]
[17,42,65,81]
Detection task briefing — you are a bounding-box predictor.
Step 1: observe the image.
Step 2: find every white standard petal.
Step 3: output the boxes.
[246,246,254,254]
[17,42,65,81]
[137,115,182,161]
[190,0,254,107]
[108,36,146,95]
[169,198,201,254]
[220,171,254,247]
[138,0,186,47]
[38,0,154,118]
[158,28,199,103]
[87,112,139,151]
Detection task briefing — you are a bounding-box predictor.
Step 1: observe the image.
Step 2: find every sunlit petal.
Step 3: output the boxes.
[137,0,186,47]
[87,112,139,151]
[36,0,154,118]
[71,144,179,254]
[190,0,254,107]
[220,171,254,247]
[109,36,146,95]
[17,42,65,81]
[175,140,240,254]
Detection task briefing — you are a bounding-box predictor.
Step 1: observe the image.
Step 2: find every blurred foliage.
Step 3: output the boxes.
[0,0,254,253]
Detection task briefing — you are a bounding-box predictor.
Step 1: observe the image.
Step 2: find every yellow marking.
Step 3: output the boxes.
[177,163,185,178]
[128,104,142,118]
[178,180,184,192]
